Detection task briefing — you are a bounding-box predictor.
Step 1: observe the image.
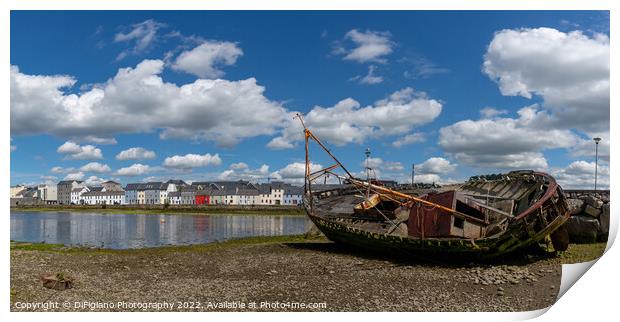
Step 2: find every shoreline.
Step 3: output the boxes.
[9,237,606,264]
[10,236,605,312]
[10,205,306,216]
[10,234,320,253]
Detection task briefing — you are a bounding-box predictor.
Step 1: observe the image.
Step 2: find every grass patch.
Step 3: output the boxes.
[10,242,66,251]
[558,242,607,264]
[10,234,326,255]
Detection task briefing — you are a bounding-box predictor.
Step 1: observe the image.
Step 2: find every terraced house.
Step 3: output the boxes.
[124,180,186,205]
[57,180,85,205]
[81,182,125,205]
[72,180,305,206]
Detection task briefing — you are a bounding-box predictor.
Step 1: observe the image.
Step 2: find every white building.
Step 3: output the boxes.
[258,182,286,205]
[57,180,85,205]
[283,186,303,205]
[236,189,260,205]
[70,186,90,205]
[168,191,182,205]
[10,185,26,198]
[37,184,58,203]
[82,191,125,205]
[143,182,168,204]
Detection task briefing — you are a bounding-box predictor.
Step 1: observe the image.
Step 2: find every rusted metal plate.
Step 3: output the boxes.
[408,191,456,238]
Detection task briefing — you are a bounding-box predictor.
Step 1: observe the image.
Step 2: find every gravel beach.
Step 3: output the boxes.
[10,238,604,312]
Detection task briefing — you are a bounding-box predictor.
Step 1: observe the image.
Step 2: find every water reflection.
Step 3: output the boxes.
[10,211,312,249]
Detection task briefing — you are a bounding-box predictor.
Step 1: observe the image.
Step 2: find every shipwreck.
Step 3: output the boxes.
[296,114,571,258]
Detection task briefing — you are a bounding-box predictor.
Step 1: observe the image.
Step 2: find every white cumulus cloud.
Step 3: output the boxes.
[11,60,288,147]
[336,29,394,63]
[84,175,107,186]
[57,141,103,160]
[270,88,442,149]
[551,160,609,190]
[172,40,243,78]
[218,163,270,181]
[115,163,152,176]
[392,133,425,148]
[163,153,222,169]
[483,27,609,133]
[116,147,157,160]
[416,157,457,175]
[271,162,323,184]
[439,105,578,170]
[79,162,111,173]
[64,171,85,181]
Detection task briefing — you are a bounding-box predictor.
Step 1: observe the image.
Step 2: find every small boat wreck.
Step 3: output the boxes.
[295,114,571,258]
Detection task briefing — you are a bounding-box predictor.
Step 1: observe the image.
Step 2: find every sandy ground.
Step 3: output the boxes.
[10,239,602,312]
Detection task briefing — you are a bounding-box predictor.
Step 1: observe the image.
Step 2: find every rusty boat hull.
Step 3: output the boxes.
[303,171,571,259]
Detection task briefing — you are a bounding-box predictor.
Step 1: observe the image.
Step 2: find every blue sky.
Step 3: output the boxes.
[10,11,610,188]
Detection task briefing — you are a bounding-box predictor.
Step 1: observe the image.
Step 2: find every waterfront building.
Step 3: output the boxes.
[57,180,85,205]
[258,181,287,205]
[121,180,303,206]
[195,189,211,205]
[168,191,182,205]
[10,185,26,198]
[70,186,90,205]
[180,185,197,205]
[237,188,260,205]
[283,186,303,205]
[124,183,141,204]
[210,189,226,205]
[36,184,58,203]
[82,190,125,205]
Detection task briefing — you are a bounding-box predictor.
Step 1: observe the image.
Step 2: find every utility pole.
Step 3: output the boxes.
[365,148,371,198]
[411,163,415,188]
[594,137,601,191]
[365,148,371,180]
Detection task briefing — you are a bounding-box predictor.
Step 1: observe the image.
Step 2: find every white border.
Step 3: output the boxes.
[2,1,617,322]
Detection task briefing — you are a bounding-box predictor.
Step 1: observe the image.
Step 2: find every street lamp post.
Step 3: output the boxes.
[593,137,601,191]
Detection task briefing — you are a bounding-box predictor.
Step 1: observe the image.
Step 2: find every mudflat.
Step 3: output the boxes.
[10,238,605,312]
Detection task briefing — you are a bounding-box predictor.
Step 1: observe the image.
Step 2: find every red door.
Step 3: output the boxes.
[196,195,206,205]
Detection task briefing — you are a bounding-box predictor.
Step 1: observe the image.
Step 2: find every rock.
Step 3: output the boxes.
[584,204,602,218]
[584,195,604,209]
[40,273,73,290]
[599,203,610,241]
[565,215,601,243]
[566,198,585,215]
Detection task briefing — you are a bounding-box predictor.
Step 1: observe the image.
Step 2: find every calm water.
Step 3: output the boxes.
[10,211,313,249]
